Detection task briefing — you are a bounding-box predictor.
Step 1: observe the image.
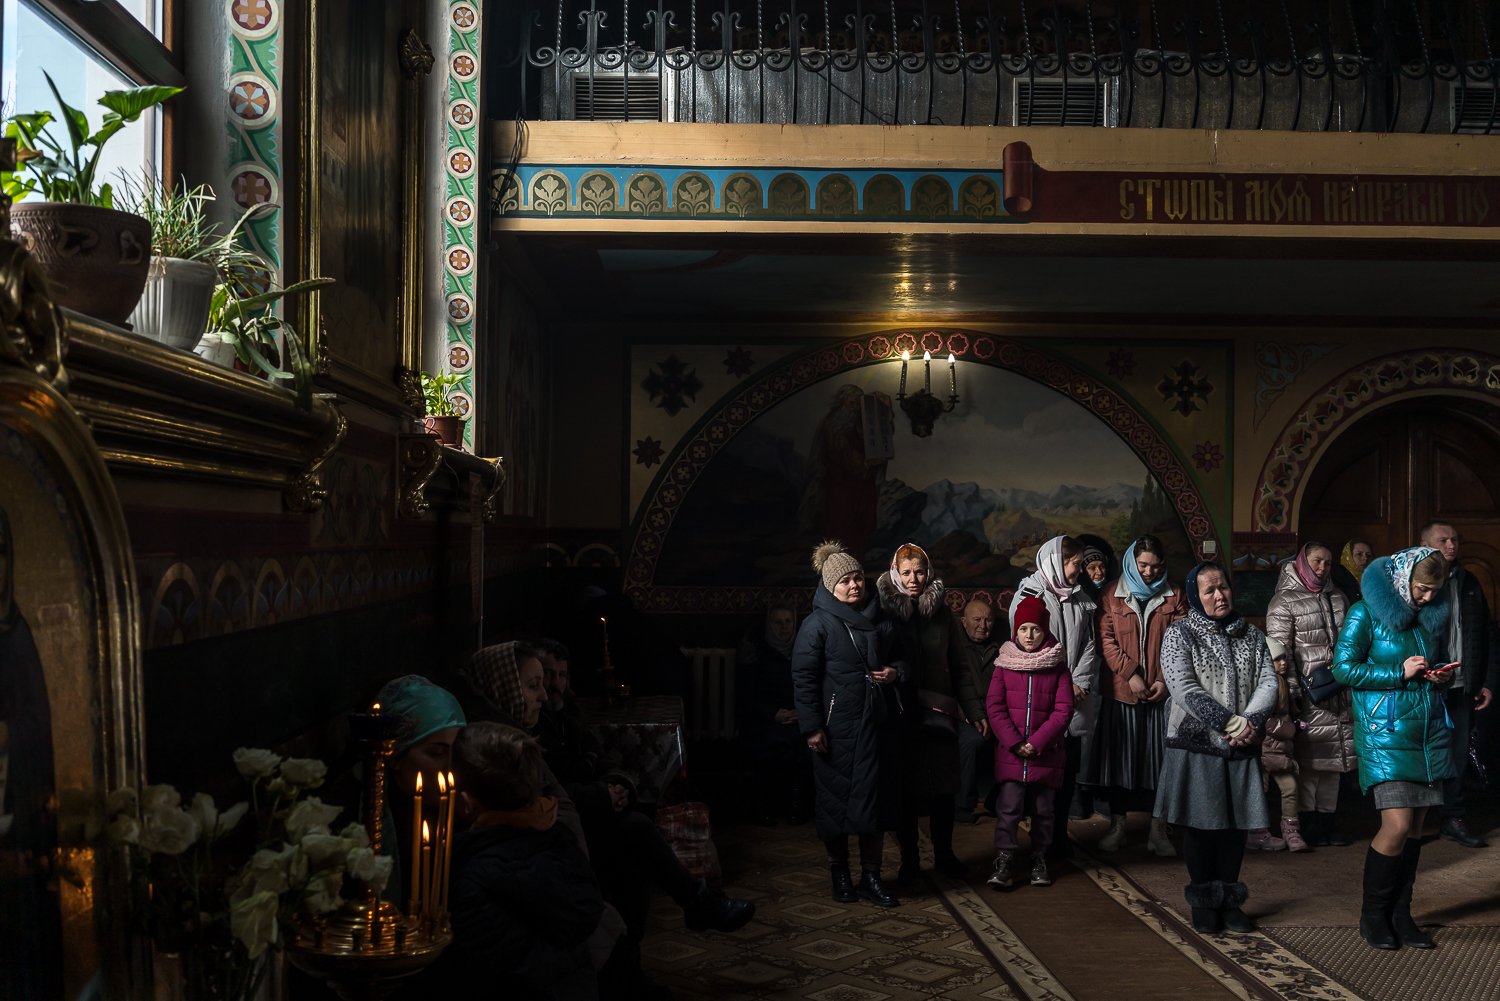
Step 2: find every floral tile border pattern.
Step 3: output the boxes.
[493,166,1015,223]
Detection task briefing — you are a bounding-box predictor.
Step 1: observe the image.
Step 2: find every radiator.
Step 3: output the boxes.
[684,647,736,741]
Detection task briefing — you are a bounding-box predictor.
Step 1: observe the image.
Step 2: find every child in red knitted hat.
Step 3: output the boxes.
[985,596,1074,889]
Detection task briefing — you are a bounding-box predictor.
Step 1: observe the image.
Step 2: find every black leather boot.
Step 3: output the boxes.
[1391,840,1434,948]
[857,869,899,908]
[1185,881,1223,933]
[830,863,858,903]
[1359,847,1402,949]
[1300,811,1326,847]
[1319,811,1352,846]
[895,823,922,883]
[683,881,756,932]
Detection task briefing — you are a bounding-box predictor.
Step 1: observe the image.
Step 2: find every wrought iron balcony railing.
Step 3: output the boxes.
[494,1,1500,133]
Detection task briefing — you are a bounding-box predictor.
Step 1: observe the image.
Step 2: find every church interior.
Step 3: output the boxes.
[2,1,1500,999]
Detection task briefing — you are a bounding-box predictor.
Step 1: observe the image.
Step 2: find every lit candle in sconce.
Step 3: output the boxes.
[600,616,611,669]
[441,771,458,912]
[435,772,449,916]
[899,350,909,397]
[409,773,423,918]
[948,353,957,399]
[420,821,433,920]
[923,350,932,394]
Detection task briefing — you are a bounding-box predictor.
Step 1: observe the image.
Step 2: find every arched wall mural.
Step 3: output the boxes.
[627,330,1220,613]
[1253,349,1500,532]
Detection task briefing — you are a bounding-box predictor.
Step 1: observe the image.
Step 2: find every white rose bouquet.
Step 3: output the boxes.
[105,749,390,1001]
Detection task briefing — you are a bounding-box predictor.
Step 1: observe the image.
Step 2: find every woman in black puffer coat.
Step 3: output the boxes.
[792,540,908,908]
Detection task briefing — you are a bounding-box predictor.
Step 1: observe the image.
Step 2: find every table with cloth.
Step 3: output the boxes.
[578,695,687,805]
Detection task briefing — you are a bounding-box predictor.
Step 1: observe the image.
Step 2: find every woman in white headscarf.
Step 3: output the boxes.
[1008,536,1101,861]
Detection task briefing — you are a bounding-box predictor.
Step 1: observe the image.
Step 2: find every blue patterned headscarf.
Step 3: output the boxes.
[1387,546,1437,610]
[1122,540,1170,603]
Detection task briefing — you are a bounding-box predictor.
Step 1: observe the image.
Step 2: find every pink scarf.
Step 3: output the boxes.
[1294,544,1326,594]
[994,639,1065,673]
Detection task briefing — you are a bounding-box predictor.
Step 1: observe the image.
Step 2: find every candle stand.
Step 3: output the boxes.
[287,709,452,1000]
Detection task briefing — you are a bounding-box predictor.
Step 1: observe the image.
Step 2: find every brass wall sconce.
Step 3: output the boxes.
[896,350,959,437]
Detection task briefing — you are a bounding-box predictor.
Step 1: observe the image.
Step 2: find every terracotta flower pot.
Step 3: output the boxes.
[10,202,152,326]
[130,257,217,350]
[423,415,466,446]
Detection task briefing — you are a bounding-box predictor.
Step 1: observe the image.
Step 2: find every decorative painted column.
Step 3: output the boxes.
[224,0,284,274]
[439,2,482,449]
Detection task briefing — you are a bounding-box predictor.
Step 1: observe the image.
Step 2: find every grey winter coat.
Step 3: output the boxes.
[1160,610,1278,760]
[1264,562,1356,774]
[1009,576,1100,738]
[792,583,908,840]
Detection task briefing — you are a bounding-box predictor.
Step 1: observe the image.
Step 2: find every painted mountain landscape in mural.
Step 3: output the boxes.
[651,363,1193,587]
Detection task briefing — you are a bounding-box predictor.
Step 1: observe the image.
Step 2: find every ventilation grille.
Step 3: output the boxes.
[1453,83,1497,134]
[1013,77,1114,126]
[573,73,663,121]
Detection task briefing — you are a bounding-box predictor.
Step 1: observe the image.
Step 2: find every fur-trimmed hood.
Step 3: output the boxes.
[877,571,945,620]
[1360,556,1450,635]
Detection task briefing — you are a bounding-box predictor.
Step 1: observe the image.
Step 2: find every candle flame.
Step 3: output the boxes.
[947,353,955,364]
[437,772,447,793]
[599,616,606,624]
[415,773,423,793]
[422,820,431,843]
[922,350,931,361]
[901,350,910,361]
[448,770,457,789]
[372,702,381,711]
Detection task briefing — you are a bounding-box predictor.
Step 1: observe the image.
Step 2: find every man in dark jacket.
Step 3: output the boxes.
[532,638,602,785]
[736,604,811,821]
[956,598,1000,823]
[1420,522,1499,848]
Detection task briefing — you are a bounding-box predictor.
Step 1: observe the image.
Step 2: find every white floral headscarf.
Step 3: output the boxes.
[1034,536,1078,601]
[1387,546,1437,609]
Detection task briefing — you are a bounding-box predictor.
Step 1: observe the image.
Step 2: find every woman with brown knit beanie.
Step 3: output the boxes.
[793,540,908,908]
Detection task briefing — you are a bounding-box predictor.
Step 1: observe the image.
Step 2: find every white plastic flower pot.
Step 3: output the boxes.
[129,256,217,351]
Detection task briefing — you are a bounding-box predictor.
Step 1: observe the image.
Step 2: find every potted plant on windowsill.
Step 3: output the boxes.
[420,371,466,446]
[199,271,334,412]
[117,174,269,351]
[1,72,183,325]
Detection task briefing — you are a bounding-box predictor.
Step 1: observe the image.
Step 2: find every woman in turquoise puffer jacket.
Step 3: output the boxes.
[1332,546,1455,952]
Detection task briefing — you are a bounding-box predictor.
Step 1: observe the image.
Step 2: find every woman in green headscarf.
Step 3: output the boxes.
[375,674,467,901]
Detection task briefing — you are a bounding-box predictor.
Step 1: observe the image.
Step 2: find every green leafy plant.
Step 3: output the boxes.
[421,371,464,418]
[2,71,182,207]
[115,172,268,268]
[205,274,333,411]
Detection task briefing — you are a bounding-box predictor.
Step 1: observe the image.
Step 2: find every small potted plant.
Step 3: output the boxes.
[117,173,267,351]
[1,72,183,325]
[200,269,333,411]
[420,371,466,446]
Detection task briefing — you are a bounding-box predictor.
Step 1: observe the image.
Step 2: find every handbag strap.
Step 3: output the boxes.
[843,623,872,673]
